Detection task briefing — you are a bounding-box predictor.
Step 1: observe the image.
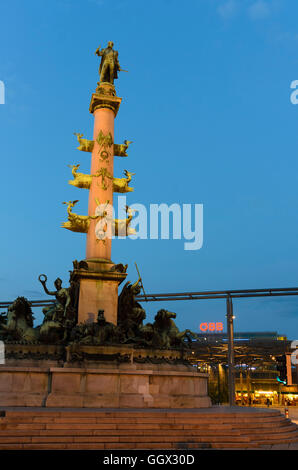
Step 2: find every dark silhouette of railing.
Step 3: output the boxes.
[0,300,54,309]
[2,286,298,308]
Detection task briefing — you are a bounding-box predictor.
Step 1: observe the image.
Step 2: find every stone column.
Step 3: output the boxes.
[75,83,126,325]
[86,107,114,260]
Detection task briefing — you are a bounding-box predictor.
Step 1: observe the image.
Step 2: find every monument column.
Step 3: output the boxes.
[71,43,128,326]
[86,83,121,261]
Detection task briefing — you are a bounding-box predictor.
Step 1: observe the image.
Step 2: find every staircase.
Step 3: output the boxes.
[0,408,297,450]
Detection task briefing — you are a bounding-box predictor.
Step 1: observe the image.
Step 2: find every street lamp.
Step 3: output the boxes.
[226,295,236,406]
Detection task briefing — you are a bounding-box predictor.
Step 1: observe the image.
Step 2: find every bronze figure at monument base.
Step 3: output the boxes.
[0,263,197,351]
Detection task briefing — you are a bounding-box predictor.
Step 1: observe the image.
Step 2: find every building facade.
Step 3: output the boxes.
[191,331,298,406]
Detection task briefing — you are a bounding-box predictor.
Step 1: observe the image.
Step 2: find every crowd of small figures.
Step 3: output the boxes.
[0,265,197,349]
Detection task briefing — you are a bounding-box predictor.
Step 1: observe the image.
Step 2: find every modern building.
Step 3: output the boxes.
[190,331,298,406]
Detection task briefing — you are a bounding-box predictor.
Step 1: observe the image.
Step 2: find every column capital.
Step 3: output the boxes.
[89,82,122,116]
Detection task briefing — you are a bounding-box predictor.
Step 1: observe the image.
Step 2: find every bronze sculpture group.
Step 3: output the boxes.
[0,265,197,349]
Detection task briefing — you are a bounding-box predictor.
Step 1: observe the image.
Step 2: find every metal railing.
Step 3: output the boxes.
[136,286,298,302]
[0,300,54,309]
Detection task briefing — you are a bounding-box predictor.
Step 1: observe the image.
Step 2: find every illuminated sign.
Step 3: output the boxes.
[199,322,224,332]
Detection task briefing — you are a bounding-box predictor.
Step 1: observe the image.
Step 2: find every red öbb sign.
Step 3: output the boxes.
[199,322,224,332]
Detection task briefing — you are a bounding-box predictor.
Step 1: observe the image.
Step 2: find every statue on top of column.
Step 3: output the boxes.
[95,41,126,84]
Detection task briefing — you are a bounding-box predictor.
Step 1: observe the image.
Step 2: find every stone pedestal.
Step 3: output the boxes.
[73,259,126,325]
[0,365,210,409]
[46,366,210,409]
[0,345,212,409]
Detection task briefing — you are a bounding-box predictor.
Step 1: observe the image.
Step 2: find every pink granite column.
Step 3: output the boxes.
[86,107,115,261]
[76,84,125,325]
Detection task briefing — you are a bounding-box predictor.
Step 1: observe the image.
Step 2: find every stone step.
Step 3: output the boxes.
[0,430,294,445]
[0,409,282,417]
[0,415,288,425]
[207,442,260,449]
[0,407,280,418]
[252,436,298,446]
[0,422,288,435]
[0,442,256,450]
[0,429,94,436]
[0,433,253,443]
[0,425,295,437]
[241,424,298,434]
[0,439,292,450]
[0,443,70,450]
[0,408,295,450]
[0,420,226,429]
[0,425,292,436]
[184,421,291,430]
[250,431,298,442]
[0,433,293,445]
[0,424,275,432]
[0,428,243,436]
[251,426,298,435]
[0,413,285,424]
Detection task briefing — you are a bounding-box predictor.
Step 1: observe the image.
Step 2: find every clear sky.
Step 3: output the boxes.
[0,0,298,339]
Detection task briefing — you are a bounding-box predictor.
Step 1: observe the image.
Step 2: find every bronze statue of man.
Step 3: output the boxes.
[95,41,122,84]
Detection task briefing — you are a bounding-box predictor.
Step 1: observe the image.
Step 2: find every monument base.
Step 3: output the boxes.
[74,259,127,325]
[0,345,211,409]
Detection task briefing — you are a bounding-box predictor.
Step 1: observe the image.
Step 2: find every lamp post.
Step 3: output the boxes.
[226,295,236,406]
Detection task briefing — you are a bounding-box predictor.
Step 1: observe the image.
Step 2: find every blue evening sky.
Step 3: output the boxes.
[0,0,298,339]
